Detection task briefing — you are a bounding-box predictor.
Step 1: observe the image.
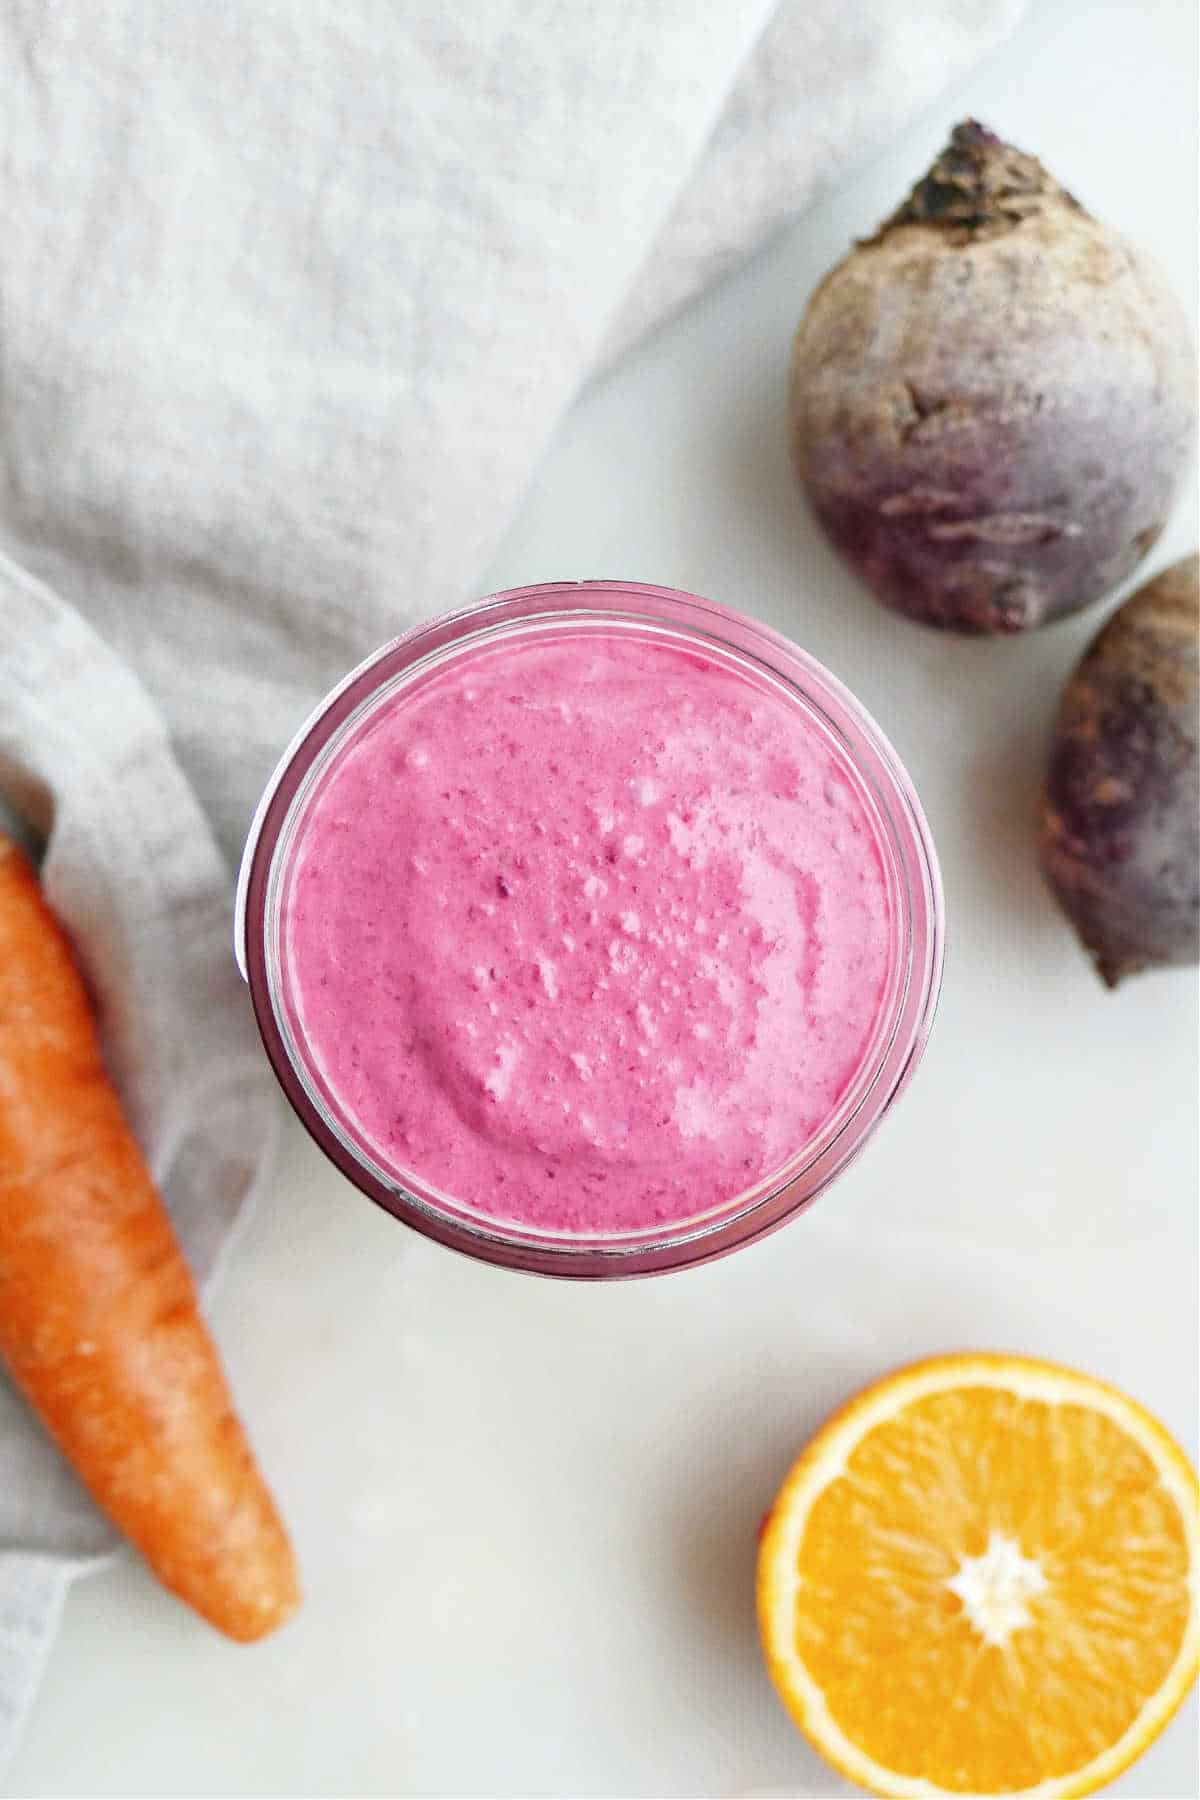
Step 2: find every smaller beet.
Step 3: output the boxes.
[1039,555,1199,986]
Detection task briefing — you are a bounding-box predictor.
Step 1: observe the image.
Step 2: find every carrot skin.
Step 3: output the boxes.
[0,834,299,1641]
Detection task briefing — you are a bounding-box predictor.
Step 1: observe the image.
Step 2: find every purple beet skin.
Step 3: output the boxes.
[1040,555,1199,986]
[790,122,1197,632]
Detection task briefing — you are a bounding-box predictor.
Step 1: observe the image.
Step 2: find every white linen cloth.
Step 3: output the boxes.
[0,549,280,1774]
[0,0,1024,1776]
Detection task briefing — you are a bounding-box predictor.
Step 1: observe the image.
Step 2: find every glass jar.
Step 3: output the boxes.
[236,581,944,1277]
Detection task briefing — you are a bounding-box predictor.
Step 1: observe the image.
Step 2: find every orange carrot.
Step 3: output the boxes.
[0,833,299,1641]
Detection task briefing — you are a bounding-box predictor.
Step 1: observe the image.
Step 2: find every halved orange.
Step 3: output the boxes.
[757,1354,1198,1797]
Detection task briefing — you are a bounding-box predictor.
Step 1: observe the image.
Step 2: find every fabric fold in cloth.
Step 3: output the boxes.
[0,0,1025,1770]
[0,549,279,1772]
[604,0,1028,362]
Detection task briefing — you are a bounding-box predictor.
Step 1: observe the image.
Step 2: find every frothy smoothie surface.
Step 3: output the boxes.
[282,631,894,1234]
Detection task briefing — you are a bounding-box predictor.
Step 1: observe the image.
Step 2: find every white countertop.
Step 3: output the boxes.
[10,1,1197,1794]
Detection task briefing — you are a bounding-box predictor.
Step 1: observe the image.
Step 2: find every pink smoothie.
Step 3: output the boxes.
[281,632,894,1234]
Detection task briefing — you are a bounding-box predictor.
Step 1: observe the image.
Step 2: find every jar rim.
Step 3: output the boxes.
[237,580,944,1278]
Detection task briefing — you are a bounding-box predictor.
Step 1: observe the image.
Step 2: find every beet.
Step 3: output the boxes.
[1039,555,1199,986]
[790,122,1197,632]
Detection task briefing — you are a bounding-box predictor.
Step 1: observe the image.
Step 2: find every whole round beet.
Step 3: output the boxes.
[1040,554,1199,986]
[790,122,1197,632]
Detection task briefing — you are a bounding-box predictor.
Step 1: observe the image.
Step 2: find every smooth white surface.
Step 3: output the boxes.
[10,0,1197,1793]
